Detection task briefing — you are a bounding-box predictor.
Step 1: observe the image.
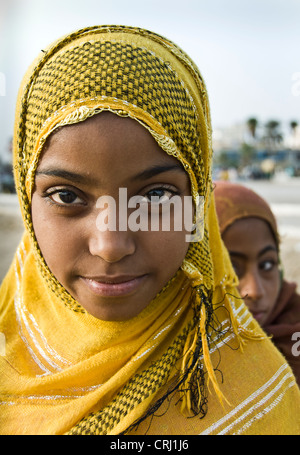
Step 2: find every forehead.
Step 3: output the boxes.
[223,217,278,251]
[37,112,188,185]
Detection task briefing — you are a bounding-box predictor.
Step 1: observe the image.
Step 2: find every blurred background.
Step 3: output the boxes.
[0,0,299,286]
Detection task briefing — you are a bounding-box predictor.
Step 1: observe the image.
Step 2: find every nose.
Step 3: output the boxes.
[89,227,136,263]
[239,269,264,303]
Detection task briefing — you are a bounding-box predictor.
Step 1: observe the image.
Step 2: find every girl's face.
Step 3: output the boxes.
[222,217,281,326]
[31,113,191,321]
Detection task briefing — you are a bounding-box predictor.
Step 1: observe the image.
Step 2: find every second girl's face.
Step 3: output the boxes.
[222,217,281,326]
[31,112,191,321]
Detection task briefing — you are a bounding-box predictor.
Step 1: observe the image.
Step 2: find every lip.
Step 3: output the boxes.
[251,311,266,323]
[80,275,147,297]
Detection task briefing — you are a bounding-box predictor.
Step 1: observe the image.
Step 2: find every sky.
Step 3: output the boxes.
[0,0,300,161]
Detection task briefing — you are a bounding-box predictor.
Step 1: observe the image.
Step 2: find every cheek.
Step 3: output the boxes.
[31,197,81,278]
[267,271,281,304]
[256,271,281,318]
[145,230,189,275]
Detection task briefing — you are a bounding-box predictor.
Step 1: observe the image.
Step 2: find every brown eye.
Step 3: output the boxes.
[229,258,244,279]
[259,260,276,272]
[144,187,178,202]
[50,190,83,205]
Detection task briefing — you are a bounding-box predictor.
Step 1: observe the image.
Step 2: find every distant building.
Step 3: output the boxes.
[285,125,300,150]
[212,123,247,154]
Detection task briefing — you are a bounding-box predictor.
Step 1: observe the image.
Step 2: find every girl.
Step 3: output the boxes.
[214,180,300,386]
[0,25,299,435]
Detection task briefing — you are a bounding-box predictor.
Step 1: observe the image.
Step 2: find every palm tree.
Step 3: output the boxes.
[290,120,298,133]
[264,120,282,151]
[247,118,258,139]
[289,120,298,150]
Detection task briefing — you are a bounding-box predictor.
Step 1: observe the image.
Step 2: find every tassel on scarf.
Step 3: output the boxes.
[199,304,230,407]
[179,285,230,417]
[179,261,269,418]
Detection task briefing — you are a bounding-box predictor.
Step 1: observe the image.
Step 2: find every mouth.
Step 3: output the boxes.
[251,311,266,323]
[80,274,148,297]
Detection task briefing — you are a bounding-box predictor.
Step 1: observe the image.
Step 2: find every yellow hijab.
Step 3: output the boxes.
[0,26,299,435]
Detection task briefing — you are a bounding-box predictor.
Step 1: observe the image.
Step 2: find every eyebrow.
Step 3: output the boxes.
[35,168,90,185]
[229,245,278,259]
[131,164,185,181]
[35,163,185,185]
